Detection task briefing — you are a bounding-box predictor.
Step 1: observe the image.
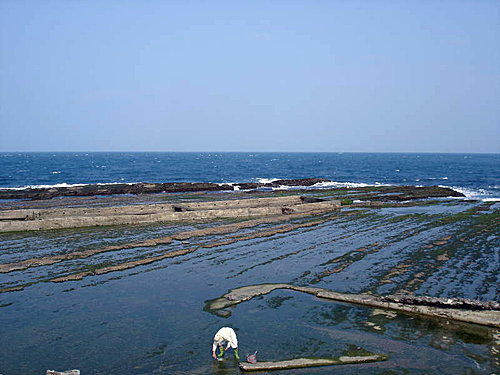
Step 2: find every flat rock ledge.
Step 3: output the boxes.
[0,184,466,232]
[205,284,500,328]
[0,195,339,232]
[239,354,388,371]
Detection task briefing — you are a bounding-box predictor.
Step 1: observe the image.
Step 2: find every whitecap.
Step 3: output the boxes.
[256,178,280,184]
[0,182,136,190]
[310,181,392,189]
[1,182,87,190]
[439,185,499,202]
[271,185,291,191]
[427,177,448,180]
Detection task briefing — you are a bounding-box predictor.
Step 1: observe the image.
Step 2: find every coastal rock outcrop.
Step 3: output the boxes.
[0,178,331,200]
[204,284,500,327]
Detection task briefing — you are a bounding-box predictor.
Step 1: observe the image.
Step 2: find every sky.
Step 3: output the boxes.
[0,0,499,153]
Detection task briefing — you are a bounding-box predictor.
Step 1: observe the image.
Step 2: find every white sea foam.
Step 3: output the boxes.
[256,178,280,184]
[439,185,500,202]
[311,181,392,189]
[1,183,87,190]
[0,182,135,190]
[3,179,498,203]
[271,185,291,191]
[220,179,387,190]
[265,180,393,191]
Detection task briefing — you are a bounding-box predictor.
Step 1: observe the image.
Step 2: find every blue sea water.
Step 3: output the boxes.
[0,152,499,200]
[0,153,499,375]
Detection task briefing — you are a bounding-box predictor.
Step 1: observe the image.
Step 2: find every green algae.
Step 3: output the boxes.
[266,295,294,309]
[80,261,116,274]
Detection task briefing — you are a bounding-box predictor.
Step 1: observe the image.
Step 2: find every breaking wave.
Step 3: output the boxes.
[255,178,280,184]
[0,182,136,191]
[311,181,392,189]
[439,185,500,202]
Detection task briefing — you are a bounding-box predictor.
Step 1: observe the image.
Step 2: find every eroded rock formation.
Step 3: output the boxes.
[204,284,500,327]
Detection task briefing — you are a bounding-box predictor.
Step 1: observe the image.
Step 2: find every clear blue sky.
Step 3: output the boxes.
[1,0,499,152]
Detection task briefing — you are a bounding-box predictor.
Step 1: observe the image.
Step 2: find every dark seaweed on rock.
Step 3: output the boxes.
[0,179,330,200]
[381,295,500,311]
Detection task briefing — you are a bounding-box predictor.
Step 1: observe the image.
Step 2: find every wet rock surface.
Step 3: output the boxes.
[0,183,465,232]
[204,283,500,327]
[239,354,388,371]
[0,183,497,375]
[0,178,330,200]
[0,179,465,201]
[0,194,340,232]
[380,295,500,311]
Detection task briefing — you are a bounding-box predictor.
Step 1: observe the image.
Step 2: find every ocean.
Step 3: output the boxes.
[1,152,499,375]
[0,152,499,200]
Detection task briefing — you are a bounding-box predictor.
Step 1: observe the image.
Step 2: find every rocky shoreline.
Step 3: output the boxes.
[0,178,328,200]
[0,181,468,233]
[0,178,466,200]
[0,180,467,232]
[1,179,497,373]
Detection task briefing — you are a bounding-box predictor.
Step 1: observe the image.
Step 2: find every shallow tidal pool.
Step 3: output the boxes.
[0,200,498,374]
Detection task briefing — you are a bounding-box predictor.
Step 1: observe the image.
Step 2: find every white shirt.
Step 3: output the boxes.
[212,327,238,352]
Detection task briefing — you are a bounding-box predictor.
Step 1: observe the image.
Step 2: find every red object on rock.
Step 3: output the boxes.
[247,351,257,364]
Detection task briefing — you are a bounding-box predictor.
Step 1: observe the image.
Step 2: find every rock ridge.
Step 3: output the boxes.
[0,178,329,200]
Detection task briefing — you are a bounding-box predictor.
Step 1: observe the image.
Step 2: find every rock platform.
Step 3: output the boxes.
[239,354,388,371]
[205,284,500,327]
[0,195,339,232]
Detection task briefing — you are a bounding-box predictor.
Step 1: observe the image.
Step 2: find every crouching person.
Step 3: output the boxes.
[212,327,240,360]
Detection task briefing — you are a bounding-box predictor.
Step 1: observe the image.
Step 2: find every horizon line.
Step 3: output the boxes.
[0,150,499,155]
